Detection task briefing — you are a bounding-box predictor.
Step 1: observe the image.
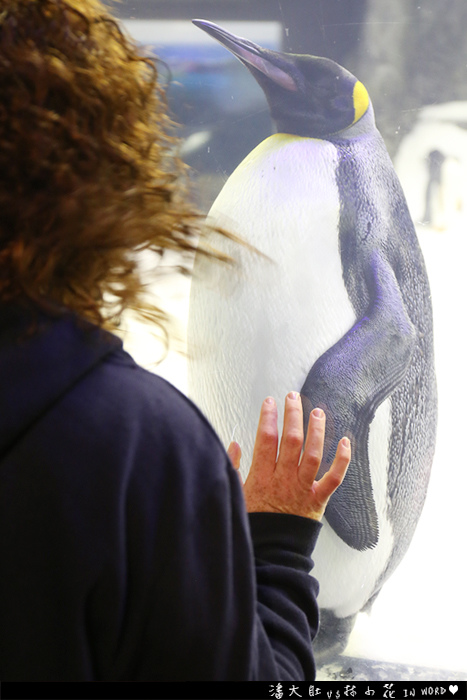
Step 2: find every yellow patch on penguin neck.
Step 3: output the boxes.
[352,80,369,124]
[233,132,325,178]
[242,133,317,160]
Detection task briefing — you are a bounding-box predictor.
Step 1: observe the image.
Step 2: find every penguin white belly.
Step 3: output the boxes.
[188,133,394,617]
[189,134,355,466]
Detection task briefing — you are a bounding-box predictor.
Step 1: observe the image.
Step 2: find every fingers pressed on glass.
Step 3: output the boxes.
[277,392,304,470]
[298,407,326,488]
[315,437,351,502]
[250,397,278,474]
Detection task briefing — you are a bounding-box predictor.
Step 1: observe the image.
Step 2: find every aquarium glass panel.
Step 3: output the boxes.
[114,0,467,682]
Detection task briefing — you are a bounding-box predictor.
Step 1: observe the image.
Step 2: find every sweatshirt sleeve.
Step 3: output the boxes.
[248,511,322,680]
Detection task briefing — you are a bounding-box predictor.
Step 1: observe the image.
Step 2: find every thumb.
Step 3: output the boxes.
[227,441,242,479]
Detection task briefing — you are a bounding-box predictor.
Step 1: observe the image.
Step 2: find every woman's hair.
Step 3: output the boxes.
[0,0,228,333]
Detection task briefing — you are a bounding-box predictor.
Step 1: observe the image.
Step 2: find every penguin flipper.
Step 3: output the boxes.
[300,251,416,551]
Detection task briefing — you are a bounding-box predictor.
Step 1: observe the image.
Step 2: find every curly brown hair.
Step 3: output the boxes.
[0,0,228,333]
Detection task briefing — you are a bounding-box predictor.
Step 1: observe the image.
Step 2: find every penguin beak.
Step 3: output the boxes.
[192,19,298,92]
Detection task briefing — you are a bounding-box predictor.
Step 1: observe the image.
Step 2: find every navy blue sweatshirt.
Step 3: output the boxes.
[0,305,321,681]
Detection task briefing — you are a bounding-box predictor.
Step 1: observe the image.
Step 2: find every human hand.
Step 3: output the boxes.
[227,392,351,522]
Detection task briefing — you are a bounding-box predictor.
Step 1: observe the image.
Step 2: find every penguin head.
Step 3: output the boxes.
[193,19,373,139]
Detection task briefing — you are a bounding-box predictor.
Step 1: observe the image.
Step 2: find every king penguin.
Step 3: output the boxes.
[187,20,437,659]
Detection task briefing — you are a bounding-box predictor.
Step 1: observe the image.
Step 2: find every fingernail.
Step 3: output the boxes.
[288,391,299,400]
[265,396,275,405]
[342,437,350,449]
[312,408,324,419]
